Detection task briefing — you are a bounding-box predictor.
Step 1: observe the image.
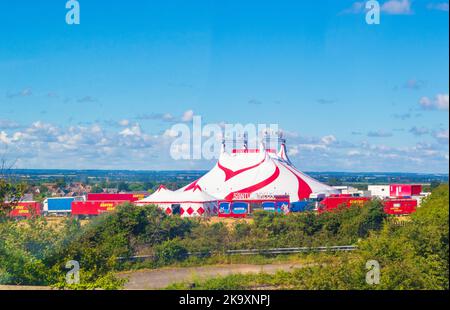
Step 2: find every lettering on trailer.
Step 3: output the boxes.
[256,193,276,200]
[349,200,365,206]
[233,192,251,200]
[100,203,114,207]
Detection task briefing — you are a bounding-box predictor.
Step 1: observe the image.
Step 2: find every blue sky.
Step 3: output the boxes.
[0,0,448,172]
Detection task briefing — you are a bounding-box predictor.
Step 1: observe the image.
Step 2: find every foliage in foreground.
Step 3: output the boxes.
[167,185,449,290]
[0,184,447,290]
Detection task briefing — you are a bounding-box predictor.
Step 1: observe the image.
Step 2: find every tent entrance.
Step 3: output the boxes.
[171,204,181,215]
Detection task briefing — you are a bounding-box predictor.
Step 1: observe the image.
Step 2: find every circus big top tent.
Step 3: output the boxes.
[178,142,338,202]
[138,140,338,217]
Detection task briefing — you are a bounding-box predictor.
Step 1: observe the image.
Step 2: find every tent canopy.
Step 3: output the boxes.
[139,184,217,204]
[178,142,338,202]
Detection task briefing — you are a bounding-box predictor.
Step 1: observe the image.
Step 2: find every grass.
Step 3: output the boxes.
[164,253,356,290]
[118,251,343,271]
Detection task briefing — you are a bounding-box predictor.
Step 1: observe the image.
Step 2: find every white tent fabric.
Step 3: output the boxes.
[179,143,338,202]
[137,185,175,203]
[137,185,218,217]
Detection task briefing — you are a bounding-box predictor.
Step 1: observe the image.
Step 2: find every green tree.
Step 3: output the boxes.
[117,182,130,192]
[0,179,26,221]
[90,184,103,193]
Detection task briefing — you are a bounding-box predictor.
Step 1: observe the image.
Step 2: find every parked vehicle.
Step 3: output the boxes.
[71,200,125,218]
[86,193,146,202]
[290,200,317,212]
[9,201,41,219]
[318,196,371,213]
[389,184,422,198]
[43,197,85,215]
[383,198,417,215]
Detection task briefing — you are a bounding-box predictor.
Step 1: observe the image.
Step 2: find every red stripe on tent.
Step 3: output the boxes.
[184,179,199,191]
[156,185,167,192]
[224,165,280,200]
[278,162,312,200]
[218,155,266,181]
[192,184,203,192]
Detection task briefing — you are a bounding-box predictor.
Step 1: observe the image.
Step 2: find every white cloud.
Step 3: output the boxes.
[162,113,174,121]
[403,79,426,90]
[1,120,448,172]
[381,0,412,14]
[427,2,449,11]
[340,1,366,14]
[0,119,20,129]
[298,144,327,151]
[118,119,130,127]
[434,129,449,143]
[163,128,179,138]
[419,96,433,108]
[321,135,337,145]
[0,131,11,144]
[367,130,393,138]
[6,88,32,99]
[419,93,449,110]
[181,110,194,122]
[435,94,449,110]
[347,150,363,156]
[409,126,430,136]
[287,145,299,156]
[119,124,142,137]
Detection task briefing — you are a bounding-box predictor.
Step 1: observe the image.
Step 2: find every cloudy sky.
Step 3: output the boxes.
[0,0,448,173]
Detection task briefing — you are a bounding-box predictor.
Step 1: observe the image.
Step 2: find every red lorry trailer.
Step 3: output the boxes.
[71,200,125,217]
[86,193,146,202]
[389,184,422,198]
[318,196,371,213]
[9,201,41,218]
[383,198,417,215]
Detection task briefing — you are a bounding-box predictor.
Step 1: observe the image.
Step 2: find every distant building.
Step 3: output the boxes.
[368,185,390,198]
[332,186,371,197]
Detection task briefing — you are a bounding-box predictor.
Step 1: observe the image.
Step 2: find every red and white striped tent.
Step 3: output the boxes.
[178,142,338,202]
[137,185,218,217]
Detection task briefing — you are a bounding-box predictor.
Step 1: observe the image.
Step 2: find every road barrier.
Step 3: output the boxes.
[117,245,357,261]
[225,245,357,255]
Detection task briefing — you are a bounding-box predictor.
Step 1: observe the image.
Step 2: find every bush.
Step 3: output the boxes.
[155,239,189,265]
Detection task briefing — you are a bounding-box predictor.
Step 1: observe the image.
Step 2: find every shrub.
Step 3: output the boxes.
[155,239,189,265]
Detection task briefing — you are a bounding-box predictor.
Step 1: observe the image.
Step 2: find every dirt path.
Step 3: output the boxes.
[118,263,305,290]
[0,263,306,290]
[0,285,51,290]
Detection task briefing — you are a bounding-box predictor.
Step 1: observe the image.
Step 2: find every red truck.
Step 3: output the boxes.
[383,198,417,215]
[71,200,125,217]
[389,184,422,198]
[9,201,41,218]
[86,193,146,202]
[318,196,371,213]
